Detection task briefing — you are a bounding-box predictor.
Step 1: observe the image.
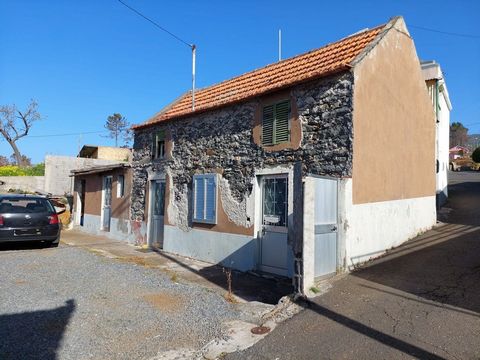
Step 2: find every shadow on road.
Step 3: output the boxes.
[0,299,75,360]
[153,249,293,304]
[351,179,480,314]
[0,241,53,251]
[299,299,445,360]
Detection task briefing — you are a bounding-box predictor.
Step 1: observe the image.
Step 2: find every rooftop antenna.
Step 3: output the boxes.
[117,0,196,110]
[278,29,282,61]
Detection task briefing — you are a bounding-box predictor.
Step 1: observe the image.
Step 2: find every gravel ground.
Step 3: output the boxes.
[0,243,241,360]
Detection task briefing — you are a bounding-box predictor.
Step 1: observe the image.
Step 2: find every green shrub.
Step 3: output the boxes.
[472,147,480,163]
[0,163,45,176]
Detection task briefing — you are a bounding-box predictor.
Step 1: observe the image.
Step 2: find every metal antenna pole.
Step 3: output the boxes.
[192,44,196,110]
[278,29,282,61]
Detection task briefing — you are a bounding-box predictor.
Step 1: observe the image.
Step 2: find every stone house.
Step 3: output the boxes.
[421,61,452,208]
[130,17,436,293]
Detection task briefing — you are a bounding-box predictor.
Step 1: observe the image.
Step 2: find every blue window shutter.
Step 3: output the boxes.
[193,174,217,224]
[194,176,205,221]
[205,175,217,222]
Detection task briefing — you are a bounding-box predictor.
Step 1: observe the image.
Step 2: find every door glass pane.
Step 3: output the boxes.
[263,177,288,227]
[104,177,112,206]
[153,181,165,216]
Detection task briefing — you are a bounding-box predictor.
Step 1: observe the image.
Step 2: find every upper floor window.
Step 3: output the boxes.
[153,130,165,159]
[262,100,290,146]
[193,174,217,224]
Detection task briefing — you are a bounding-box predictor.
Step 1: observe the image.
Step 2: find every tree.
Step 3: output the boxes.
[0,155,9,166]
[104,113,131,147]
[0,100,41,166]
[450,122,468,148]
[9,154,31,166]
[472,147,480,163]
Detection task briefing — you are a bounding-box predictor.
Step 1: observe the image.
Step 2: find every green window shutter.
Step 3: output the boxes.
[262,105,274,145]
[274,100,290,144]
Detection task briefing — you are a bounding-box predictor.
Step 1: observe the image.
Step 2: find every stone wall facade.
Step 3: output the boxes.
[131,72,354,225]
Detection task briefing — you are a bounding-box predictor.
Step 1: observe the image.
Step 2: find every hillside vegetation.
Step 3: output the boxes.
[0,163,45,176]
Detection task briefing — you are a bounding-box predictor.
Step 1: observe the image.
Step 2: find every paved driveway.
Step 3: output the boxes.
[228,171,480,359]
[0,242,249,360]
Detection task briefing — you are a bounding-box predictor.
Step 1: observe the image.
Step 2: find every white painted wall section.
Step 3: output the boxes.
[343,179,436,268]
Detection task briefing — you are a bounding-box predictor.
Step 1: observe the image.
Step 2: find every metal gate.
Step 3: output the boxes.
[313,177,338,278]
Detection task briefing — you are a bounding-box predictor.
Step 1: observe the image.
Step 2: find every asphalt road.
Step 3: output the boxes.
[228,171,480,360]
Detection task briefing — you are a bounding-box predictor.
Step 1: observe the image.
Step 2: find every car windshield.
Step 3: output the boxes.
[0,198,55,214]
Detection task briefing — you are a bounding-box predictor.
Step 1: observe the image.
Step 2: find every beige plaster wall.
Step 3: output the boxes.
[352,18,436,204]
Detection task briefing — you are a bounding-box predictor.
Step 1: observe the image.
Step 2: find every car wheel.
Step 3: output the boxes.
[49,241,59,248]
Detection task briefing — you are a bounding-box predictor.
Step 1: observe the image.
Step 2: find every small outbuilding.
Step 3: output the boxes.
[71,163,133,242]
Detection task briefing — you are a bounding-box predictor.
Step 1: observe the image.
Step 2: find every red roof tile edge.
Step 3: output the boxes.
[133,23,387,130]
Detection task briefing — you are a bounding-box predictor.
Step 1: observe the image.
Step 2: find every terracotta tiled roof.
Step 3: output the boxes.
[134,24,385,129]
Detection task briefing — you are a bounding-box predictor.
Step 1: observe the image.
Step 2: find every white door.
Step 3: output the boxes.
[150,180,166,248]
[102,176,113,231]
[313,177,338,278]
[260,175,288,276]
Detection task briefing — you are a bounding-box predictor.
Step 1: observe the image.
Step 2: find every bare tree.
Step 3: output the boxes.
[0,100,41,166]
[0,155,9,166]
[9,154,31,166]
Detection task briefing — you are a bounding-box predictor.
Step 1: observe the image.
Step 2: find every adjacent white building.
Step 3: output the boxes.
[421,60,452,207]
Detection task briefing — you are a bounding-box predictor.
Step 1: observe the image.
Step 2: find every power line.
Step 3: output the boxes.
[27,130,107,138]
[116,0,197,110]
[410,24,480,39]
[116,0,193,48]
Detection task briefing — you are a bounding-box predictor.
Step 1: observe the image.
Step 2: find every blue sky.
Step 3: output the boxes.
[1,0,479,163]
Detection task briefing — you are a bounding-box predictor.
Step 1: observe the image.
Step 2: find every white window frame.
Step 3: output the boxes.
[193,173,218,224]
[117,174,125,198]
